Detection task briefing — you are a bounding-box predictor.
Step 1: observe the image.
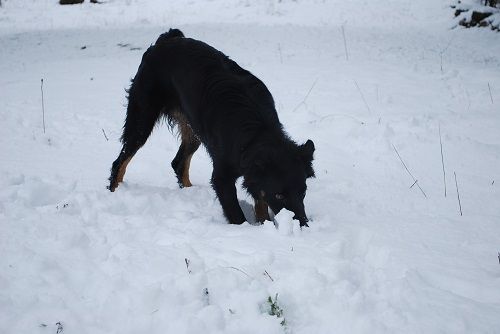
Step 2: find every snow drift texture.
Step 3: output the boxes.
[1,1,500,333]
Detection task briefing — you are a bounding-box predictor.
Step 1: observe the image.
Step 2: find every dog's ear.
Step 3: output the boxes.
[299,139,315,178]
[300,140,315,159]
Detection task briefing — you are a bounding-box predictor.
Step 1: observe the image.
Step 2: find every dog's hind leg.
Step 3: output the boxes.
[171,112,201,188]
[109,148,136,192]
[108,98,161,192]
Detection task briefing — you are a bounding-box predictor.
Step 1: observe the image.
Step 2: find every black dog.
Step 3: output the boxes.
[108,29,315,226]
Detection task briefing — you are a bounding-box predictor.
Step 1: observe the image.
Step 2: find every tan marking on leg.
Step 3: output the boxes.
[175,111,198,188]
[116,156,132,186]
[181,153,193,187]
[178,115,191,139]
[255,198,270,223]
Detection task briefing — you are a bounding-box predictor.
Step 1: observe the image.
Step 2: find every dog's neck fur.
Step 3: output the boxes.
[239,129,297,177]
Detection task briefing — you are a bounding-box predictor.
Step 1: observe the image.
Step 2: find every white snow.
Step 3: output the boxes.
[1,1,500,333]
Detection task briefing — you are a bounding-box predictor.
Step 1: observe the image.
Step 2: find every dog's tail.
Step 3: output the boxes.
[155,28,185,45]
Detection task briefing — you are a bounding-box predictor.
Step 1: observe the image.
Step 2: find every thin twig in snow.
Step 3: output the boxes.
[226,266,253,278]
[41,79,46,134]
[454,171,463,216]
[291,79,318,113]
[439,123,447,197]
[101,128,109,141]
[392,144,427,198]
[205,265,254,279]
[488,82,494,104]
[341,25,349,61]
[184,258,191,274]
[264,270,274,282]
[302,80,317,102]
[354,80,372,114]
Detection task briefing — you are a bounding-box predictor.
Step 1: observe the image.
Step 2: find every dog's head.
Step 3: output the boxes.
[243,139,315,227]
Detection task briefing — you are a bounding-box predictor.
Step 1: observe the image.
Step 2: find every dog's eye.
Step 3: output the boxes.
[275,193,285,200]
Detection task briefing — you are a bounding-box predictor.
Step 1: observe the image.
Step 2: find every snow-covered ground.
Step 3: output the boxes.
[1,1,500,333]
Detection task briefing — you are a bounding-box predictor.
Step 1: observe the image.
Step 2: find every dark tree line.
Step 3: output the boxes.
[60,0,100,4]
[484,0,499,7]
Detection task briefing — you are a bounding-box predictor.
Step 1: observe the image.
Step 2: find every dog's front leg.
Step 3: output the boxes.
[211,170,246,225]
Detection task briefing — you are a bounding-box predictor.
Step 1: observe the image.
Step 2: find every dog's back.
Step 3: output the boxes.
[155,28,185,44]
[136,31,280,154]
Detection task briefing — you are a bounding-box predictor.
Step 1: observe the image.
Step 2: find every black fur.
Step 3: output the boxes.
[109,29,315,227]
